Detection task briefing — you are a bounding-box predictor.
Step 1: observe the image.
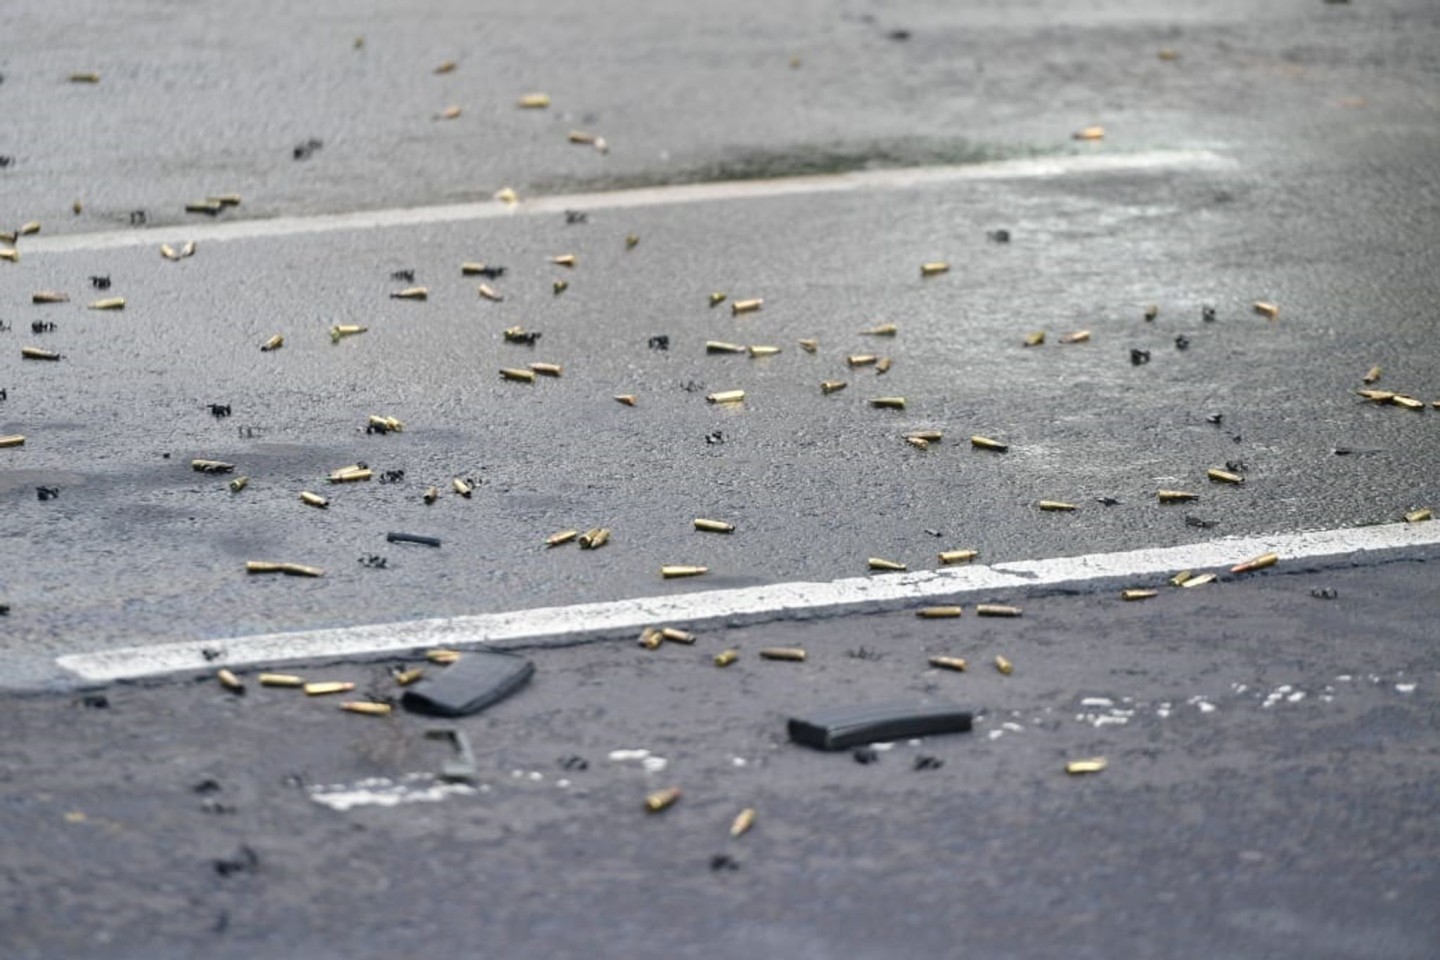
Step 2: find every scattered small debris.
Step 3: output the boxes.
[563,210,588,225]
[358,554,388,568]
[208,403,231,418]
[705,430,725,445]
[648,335,670,351]
[852,746,880,764]
[1174,335,1190,350]
[1310,587,1338,600]
[1184,516,1220,529]
[1202,305,1217,323]
[987,229,1011,243]
[1130,348,1151,366]
[913,755,944,771]
[36,486,59,501]
[129,210,148,226]
[213,844,259,878]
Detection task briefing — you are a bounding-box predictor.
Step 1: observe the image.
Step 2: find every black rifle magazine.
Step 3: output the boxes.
[788,701,973,751]
[401,651,535,717]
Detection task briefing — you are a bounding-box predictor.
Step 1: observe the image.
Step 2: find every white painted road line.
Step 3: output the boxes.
[56,521,1440,683]
[23,149,1231,256]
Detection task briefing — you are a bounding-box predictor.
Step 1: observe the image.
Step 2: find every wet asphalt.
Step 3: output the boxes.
[2,0,1440,955]
[2,560,1437,960]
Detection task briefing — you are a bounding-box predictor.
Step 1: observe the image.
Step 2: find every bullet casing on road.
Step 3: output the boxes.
[730,808,756,838]
[258,673,304,687]
[304,682,355,696]
[1363,366,1382,384]
[861,324,897,336]
[1181,572,1217,588]
[1158,490,1199,503]
[391,667,424,686]
[714,650,739,667]
[260,334,284,352]
[1406,508,1433,523]
[192,459,235,474]
[545,529,579,547]
[970,435,1007,452]
[579,528,610,549]
[1122,589,1158,601]
[1073,126,1105,140]
[820,380,847,395]
[329,324,367,342]
[706,341,746,354]
[550,254,576,267]
[426,649,461,665]
[874,357,893,374]
[645,787,682,813]
[300,491,329,508]
[32,291,69,304]
[1066,758,1108,774]
[341,702,392,716]
[391,287,428,300]
[694,518,735,533]
[1039,500,1077,511]
[88,298,125,310]
[1059,330,1090,344]
[452,478,473,498]
[868,558,906,571]
[661,627,695,644]
[1023,331,1045,346]
[22,347,61,360]
[870,397,906,409]
[1231,552,1278,574]
[706,390,744,404]
[929,656,968,672]
[1207,468,1244,484]
[423,486,439,505]
[976,604,1021,617]
[1169,570,1193,586]
[638,627,664,650]
[709,293,726,307]
[0,435,26,448]
[798,338,818,352]
[1253,301,1280,319]
[920,262,949,276]
[995,655,1014,675]
[614,394,637,406]
[529,363,563,377]
[661,565,708,578]
[938,549,978,565]
[553,279,568,294]
[328,466,372,483]
[906,436,929,450]
[216,668,243,693]
[846,354,877,367]
[731,298,762,314]
[759,647,805,661]
[917,606,963,619]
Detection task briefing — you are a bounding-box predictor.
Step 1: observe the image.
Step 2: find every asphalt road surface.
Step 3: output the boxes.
[2,0,1439,956]
[3,561,1438,960]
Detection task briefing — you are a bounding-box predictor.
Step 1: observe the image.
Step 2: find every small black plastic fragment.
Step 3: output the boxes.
[1095,496,1121,506]
[1201,305,1216,323]
[913,754,944,771]
[1207,413,1224,425]
[89,275,111,289]
[564,210,588,224]
[852,746,879,764]
[1174,335,1190,351]
[1184,515,1219,529]
[129,210,147,225]
[387,531,441,547]
[0,602,9,616]
[402,650,534,717]
[36,486,58,501]
[709,854,740,872]
[425,728,477,782]
[1129,348,1150,366]
[390,269,415,282]
[789,701,972,751]
[986,228,1010,243]
[1310,587,1338,600]
[208,403,231,418]
[647,335,670,351]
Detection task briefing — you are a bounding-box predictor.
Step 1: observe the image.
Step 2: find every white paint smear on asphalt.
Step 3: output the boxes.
[56,521,1440,683]
[23,150,1232,256]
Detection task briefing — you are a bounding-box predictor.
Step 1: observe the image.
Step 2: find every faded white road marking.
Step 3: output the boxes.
[24,150,1231,256]
[56,521,1439,683]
